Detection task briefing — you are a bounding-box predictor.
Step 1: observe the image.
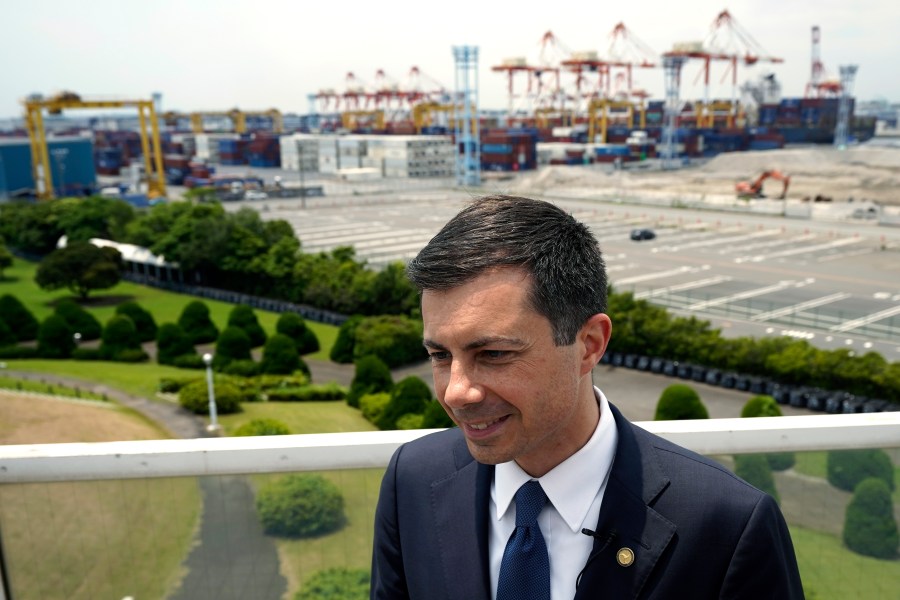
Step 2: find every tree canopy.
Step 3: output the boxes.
[35,241,122,299]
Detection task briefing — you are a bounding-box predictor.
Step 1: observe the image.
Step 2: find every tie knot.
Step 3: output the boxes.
[515,480,547,526]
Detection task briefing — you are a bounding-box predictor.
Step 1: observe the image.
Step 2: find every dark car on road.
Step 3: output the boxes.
[630,228,656,241]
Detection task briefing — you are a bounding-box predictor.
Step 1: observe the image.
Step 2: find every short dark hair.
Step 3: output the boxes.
[406,195,607,345]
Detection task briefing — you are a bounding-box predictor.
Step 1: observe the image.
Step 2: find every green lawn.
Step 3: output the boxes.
[791,526,900,600]
[0,374,105,401]
[0,256,338,361]
[218,400,376,436]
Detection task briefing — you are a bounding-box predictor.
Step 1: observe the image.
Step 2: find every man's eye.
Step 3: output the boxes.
[482,350,509,360]
[428,352,450,363]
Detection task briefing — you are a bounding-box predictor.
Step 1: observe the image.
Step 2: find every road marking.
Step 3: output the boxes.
[750,292,852,321]
[616,266,695,286]
[634,275,732,299]
[659,229,779,252]
[830,304,900,333]
[817,247,874,263]
[687,280,796,311]
[719,232,812,255]
[734,237,860,263]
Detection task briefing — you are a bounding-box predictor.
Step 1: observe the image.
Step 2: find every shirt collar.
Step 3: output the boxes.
[494,387,618,532]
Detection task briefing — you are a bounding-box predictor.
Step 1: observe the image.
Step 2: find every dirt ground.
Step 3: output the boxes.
[514,144,900,207]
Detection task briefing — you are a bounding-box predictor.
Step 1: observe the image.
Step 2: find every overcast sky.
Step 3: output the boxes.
[2,0,898,118]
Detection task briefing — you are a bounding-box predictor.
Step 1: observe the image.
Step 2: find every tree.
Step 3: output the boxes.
[227,304,267,347]
[733,454,779,504]
[0,241,12,279]
[177,300,219,344]
[260,334,302,375]
[843,478,899,559]
[256,474,346,538]
[35,241,122,299]
[54,298,102,340]
[213,325,252,370]
[827,449,895,493]
[0,294,39,341]
[347,355,394,408]
[421,400,455,428]
[275,312,320,355]
[156,322,197,365]
[654,384,709,421]
[99,315,147,361]
[37,314,75,358]
[740,395,794,471]
[56,196,135,243]
[115,301,157,343]
[352,315,425,368]
[376,376,432,430]
[330,315,363,363]
[0,318,15,348]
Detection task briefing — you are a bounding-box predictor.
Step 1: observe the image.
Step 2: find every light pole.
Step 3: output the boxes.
[202,353,220,432]
[51,147,69,198]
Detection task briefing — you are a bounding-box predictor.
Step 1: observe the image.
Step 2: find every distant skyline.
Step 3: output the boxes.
[2,0,899,119]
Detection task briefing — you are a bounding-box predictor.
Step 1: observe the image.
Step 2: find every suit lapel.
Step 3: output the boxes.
[431,435,493,600]
[575,404,677,600]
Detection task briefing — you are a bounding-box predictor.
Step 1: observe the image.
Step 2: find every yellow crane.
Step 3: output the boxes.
[586,98,645,144]
[163,108,284,134]
[23,92,166,200]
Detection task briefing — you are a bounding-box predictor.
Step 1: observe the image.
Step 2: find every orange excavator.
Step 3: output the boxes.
[735,170,791,199]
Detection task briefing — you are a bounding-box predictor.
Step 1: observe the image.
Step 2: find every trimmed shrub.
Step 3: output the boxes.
[330,315,362,363]
[396,413,425,430]
[0,294,39,341]
[0,318,15,348]
[156,323,197,366]
[421,400,455,428]
[295,567,370,600]
[172,353,205,369]
[222,359,260,378]
[227,304,267,348]
[233,418,291,436]
[178,300,219,344]
[99,315,147,361]
[256,474,346,538]
[734,454,779,503]
[741,395,795,472]
[158,376,201,394]
[347,355,394,408]
[54,298,101,340]
[827,449,895,493]
[266,384,346,402]
[261,334,301,375]
[71,347,102,361]
[0,346,40,359]
[353,315,425,368]
[256,374,309,390]
[359,392,391,425]
[276,312,320,355]
[376,376,431,430]
[654,384,709,421]
[213,326,252,370]
[178,379,243,414]
[37,314,75,358]
[843,478,899,559]
[115,301,157,343]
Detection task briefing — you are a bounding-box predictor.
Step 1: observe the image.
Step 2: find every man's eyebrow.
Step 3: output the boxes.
[423,337,526,351]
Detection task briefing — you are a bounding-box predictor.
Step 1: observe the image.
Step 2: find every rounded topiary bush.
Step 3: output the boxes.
[654,383,709,421]
[359,392,391,425]
[213,326,252,370]
[330,315,362,363]
[347,355,394,408]
[352,315,425,368]
[256,474,346,538]
[276,312,320,355]
[261,334,301,375]
[827,449,895,493]
[54,298,102,340]
[100,314,147,361]
[222,359,260,377]
[233,418,291,436]
[156,322,197,366]
[295,567,369,600]
[734,454,779,503]
[0,318,15,348]
[741,395,794,471]
[178,300,219,344]
[843,477,899,559]
[0,294,39,341]
[178,379,243,414]
[376,376,431,431]
[227,304,267,348]
[421,400,455,428]
[37,314,75,358]
[115,301,157,343]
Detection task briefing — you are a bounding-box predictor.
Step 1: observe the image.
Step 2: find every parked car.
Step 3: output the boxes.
[704,369,722,386]
[805,389,829,412]
[825,391,854,414]
[677,363,693,380]
[624,354,638,369]
[662,360,678,377]
[771,384,792,405]
[630,228,656,241]
[649,357,665,374]
[636,356,651,371]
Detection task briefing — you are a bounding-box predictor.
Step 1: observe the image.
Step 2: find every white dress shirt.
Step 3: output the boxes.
[489,387,618,600]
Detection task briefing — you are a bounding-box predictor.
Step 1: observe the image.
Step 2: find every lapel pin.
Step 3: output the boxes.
[616,547,635,567]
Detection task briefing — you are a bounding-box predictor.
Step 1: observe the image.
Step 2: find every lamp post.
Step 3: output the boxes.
[202,353,220,432]
[51,147,69,198]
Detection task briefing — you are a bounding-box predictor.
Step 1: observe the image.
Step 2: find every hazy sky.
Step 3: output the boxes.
[2,0,898,118]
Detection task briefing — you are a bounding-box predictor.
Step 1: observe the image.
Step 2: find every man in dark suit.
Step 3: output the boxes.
[371,195,804,599]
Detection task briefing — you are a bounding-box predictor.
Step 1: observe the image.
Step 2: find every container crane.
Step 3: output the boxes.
[23,92,166,200]
[605,22,658,102]
[805,26,842,98]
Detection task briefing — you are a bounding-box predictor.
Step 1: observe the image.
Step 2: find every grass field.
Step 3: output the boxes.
[0,374,105,401]
[0,391,201,600]
[1,256,338,361]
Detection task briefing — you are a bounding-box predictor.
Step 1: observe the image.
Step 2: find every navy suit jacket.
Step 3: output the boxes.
[371,403,804,599]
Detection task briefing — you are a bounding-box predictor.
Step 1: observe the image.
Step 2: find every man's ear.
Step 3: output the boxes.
[579,313,612,377]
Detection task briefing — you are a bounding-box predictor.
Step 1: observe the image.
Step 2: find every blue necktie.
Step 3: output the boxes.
[497,480,551,600]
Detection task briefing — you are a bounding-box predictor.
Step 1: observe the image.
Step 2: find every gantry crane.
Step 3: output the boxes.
[23,91,166,200]
[805,26,842,98]
[164,109,283,134]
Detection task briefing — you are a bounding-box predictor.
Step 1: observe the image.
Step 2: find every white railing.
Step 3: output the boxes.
[2,412,899,484]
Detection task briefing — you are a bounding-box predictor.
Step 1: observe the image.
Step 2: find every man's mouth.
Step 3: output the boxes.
[466,415,508,431]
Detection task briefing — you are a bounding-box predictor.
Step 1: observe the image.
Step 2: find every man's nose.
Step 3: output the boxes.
[442,360,485,408]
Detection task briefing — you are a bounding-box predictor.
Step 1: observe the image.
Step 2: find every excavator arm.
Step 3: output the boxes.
[736,169,790,199]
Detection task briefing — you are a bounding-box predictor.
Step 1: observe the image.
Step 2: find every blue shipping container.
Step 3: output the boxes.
[0,137,96,196]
